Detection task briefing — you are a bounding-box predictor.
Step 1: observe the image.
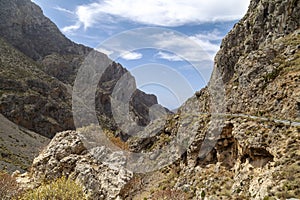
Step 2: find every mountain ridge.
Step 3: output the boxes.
[0,0,166,138]
[0,0,299,199]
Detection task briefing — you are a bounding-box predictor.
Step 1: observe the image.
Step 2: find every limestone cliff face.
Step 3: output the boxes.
[0,37,75,138]
[164,0,300,199]
[121,0,300,199]
[0,0,89,61]
[216,0,300,84]
[0,0,161,138]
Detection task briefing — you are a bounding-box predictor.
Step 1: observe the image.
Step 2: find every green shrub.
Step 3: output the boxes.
[19,176,86,200]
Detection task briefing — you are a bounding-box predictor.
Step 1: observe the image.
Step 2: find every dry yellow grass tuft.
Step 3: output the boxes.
[19,176,87,200]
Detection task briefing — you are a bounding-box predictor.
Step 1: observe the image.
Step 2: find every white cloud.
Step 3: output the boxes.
[191,29,224,41]
[150,31,217,62]
[96,28,222,65]
[71,0,250,29]
[61,22,81,34]
[54,6,74,15]
[154,30,224,62]
[95,47,114,56]
[76,2,102,29]
[120,51,143,60]
[189,31,223,57]
[156,51,183,62]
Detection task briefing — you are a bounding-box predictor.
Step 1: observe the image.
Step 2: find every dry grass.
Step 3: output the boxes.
[19,176,87,200]
[0,171,22,200]
[104,129,129,151]
[152,189,189,200]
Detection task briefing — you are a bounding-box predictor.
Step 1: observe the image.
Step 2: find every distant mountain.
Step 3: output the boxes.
[0,0,167,172]
[0,0,166,138]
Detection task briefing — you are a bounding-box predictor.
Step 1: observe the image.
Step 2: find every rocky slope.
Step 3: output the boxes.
[0,0,164,138]
[128,0,300,199]
[139,0,299,199]
[0,36,74,138]
[8,0,300,199]
[0,114,48,173]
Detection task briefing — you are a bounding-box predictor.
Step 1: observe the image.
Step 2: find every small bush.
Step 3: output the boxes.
[104,129,129,150]
[152,189,189,200]
[0,171,21,200]
[19,176,86,200]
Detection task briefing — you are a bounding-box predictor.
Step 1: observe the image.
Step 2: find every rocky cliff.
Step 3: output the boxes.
[0,0,163,138]
[7,0,300,199]
[0,37,74,138]
[142,0,299,199]
[137,0,299,199]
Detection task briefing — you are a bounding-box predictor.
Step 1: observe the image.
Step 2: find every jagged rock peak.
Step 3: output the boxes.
[215,0,300,83]
[0,0,90,60]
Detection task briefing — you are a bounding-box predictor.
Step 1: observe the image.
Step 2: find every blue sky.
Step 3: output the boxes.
[32,0,250,109]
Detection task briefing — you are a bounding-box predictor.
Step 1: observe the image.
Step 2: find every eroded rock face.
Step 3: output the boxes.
[0,38,74,138]
[0,0,89,61]
[119,0,300,199]
[215,0,300,84]
[30,131,133,200]
[0,0,166,139]
[168,0,300,198]
[171,11,299,200]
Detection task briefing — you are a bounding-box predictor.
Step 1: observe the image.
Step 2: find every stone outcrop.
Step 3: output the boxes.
[28,130,132,200]
[215,0,300,84]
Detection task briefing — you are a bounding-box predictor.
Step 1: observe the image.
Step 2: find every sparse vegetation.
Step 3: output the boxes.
[0,171,22,200]
[152,189,189,200]
[19,176,87,200]
[263,67,283,82]
[105,129,129,150]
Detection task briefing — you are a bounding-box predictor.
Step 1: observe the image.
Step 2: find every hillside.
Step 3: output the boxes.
[0,0,165,137]
[0,114,49,173]
[0,0,167,173]
[0,36,74,138]
[1,0,299,199]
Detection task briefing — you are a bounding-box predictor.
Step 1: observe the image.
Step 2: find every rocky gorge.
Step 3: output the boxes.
[0,0,299,199]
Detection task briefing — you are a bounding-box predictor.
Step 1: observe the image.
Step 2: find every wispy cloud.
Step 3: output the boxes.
[153,30,225,62]
[96,28,219,69]
[156,51,183,62]
[61,22,81,34]
[54,6,74,15]
[63,0,250,31]
[191,29,224,41]
[189,30,223,58]
[95,47,114,56]
[120,51,143,60]
[151,31,218,63]
[76,0,249,28]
